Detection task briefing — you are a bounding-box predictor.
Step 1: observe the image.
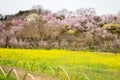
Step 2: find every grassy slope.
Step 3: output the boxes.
[0,74,15,80]
[0,48,120,80]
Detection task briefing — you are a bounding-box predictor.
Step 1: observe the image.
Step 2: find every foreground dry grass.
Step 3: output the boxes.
[0,48,120,80]
[0,66,57,80]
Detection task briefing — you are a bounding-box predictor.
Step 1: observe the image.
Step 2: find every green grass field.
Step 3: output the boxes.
[0,48,120,80]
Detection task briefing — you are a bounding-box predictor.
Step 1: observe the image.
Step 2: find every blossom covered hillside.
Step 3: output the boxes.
[0,9,120,52]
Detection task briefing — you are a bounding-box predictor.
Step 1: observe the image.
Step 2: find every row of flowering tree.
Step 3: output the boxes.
[0,8,120,52]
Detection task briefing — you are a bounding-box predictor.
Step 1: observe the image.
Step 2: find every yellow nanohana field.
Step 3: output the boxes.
[0,48,120,70]
[0,48,120,80]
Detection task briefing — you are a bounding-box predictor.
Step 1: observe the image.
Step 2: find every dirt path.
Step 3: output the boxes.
[2,66,59,80]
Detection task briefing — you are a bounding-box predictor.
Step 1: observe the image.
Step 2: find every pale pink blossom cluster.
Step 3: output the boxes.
[11,19,24,27]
